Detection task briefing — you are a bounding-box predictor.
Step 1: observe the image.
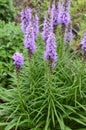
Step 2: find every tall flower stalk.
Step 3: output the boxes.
[20,8,31,34]
[44,32,57,71]
[31,9,39,41]
[24,23,35,88]
[52,0,60,27]
[58,0,71,32]
[13,52,25,110]
[42,9,53,43]
[24,24,36,59]
[21,8,38,88]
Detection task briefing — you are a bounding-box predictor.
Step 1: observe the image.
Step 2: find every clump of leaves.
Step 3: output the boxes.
[0,0,15,22]
[0,33,86,130]
[0,20,24,87]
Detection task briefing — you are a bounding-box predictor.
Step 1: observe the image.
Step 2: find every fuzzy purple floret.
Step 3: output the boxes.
[58,0,71,26]
[32,14,39,40]
[42,9,53,42]
[52,2,61,26]
[24,24,36,54]
[20,8,31,34]
[81,32,86,51]
[13,52,24,67]
[44,32,57,67]
[64,25,73,43]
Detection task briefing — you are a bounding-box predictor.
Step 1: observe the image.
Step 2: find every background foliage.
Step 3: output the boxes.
[0,20,23,87]
[0,0,15,22]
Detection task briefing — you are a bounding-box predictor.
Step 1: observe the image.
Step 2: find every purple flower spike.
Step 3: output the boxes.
[31,9,39,40]
[42,9,53,42]
[64,23,73,44]
[58,0,71,26]
[20,8,31,34]
[24,24,36,58]
[13,52,24,73]
[52,1,61,26]
[81,32,86,51]
[44,32,57,67]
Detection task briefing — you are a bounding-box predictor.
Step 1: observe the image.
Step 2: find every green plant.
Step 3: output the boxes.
[0,0,15,22]
[0,20,24,87]
[0,32,86,129]
[0,1,86,129]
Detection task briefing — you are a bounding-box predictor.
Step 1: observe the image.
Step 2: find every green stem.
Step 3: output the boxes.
[16,74,25,112]
[45,62,53,94]
[28,56,35,91]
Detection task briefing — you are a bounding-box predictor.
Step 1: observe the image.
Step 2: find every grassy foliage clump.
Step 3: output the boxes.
[0,33,86,130]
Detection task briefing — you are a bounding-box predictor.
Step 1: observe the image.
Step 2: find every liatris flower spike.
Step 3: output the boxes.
[42,9,53,43]
[44,32,57,67]
[20,8,31,34]
[64,23,73,44]
[52,0,60,27]
[24,24,36,59]
[31,9,39,40]
[58,0,71,26]
[13,52,24,73]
